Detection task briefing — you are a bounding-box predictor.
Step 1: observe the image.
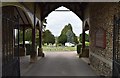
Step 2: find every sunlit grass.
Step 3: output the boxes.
[42,42,89,52]
[43,46,76,52]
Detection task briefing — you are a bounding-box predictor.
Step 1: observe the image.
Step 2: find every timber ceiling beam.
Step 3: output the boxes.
[15,7,25,24]
[22,10,30,24]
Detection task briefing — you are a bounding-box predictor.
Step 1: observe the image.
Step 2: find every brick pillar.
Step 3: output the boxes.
[82,21,85,49]
[23,26,25,48]
[30,3,37,62]
[38,5,44,57]
[79,23,86,58]
[38,25,44,57]
[82,29,85,49]
[19,26,26,56]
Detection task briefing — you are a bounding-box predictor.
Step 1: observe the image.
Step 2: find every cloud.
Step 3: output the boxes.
[45,6,82,36]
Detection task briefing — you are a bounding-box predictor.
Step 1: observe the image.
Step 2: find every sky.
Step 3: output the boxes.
[45,6,89,37]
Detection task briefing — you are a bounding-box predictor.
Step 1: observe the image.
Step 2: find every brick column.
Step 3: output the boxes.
[23,26,25,48]
[38,24,44,57]
[19,26,26,56]
[38,5,44,57]
[30,3,37,62]
[82,29,85,49]
[82,23,85,49]
[79,23,86,58]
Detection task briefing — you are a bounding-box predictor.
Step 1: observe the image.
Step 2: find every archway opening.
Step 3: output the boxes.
[2,3,96,77]
[42,6,82,53]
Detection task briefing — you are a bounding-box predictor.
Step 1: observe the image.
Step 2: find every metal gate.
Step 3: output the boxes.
[2,7,20,77]
[113,14,120,77]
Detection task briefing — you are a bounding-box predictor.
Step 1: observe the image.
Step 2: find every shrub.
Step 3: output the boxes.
[77,44,82,54]
[57,43,62,46]
[85,42,90,46]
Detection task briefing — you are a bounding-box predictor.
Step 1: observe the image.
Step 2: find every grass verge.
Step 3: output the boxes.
[43,46,76,52]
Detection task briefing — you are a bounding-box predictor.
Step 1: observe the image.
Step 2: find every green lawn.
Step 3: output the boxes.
[43,46,76,52]
[42,42,89,52]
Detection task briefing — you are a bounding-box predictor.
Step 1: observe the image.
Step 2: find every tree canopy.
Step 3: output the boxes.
[16,29,32,44]
[58,23,79,45]
[43,30,55,45]
[16,28,55,45]
[79,33,89,43]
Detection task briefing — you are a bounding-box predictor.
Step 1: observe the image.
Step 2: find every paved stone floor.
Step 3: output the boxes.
[20,51,97,76]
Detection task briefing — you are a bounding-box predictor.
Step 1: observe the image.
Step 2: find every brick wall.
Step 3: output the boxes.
[84,3,120,76]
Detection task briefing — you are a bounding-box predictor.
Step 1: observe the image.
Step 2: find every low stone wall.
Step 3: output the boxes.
[14,47,26,56]
[19,47,26,56]
[89,53,112,76]
[79,48,89,58]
